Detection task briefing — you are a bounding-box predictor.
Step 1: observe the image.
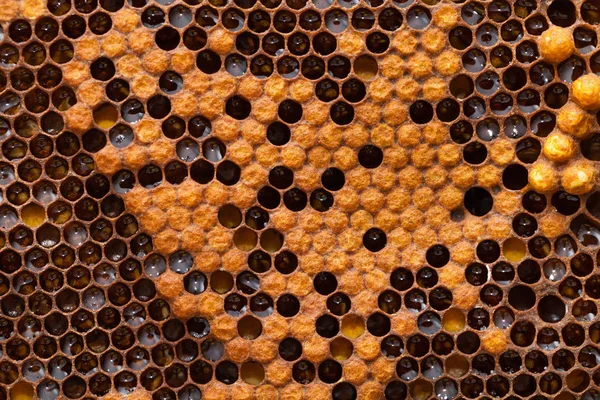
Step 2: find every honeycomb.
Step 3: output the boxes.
[1,0,600,399]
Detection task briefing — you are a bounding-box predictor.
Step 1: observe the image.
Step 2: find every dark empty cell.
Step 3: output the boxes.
[12,66,35,91]
[358,145,383,168]
[476,23,498,47]
[299,9,321,30]
[190,159,214,184]
[142,5,165,27]
[310,189,334,212]
[25,89,49,113]
[465,262,488,286]
[292,360,315,384]
[513,213,538,237]
[582,133,600,161]
[464,187,493,216]
[106,79,130,102]
[313,32,337,56]
[225,95,251,120]
[366,31,390,53]
[502,164,528,190]
[552,190,580,215]
[548,0,576,26]
[321,168,345,191]
[155,26,180,50]
[558,55,586,83]
[528,236,550,258]
[314,271,337,295]
[508,285,536,311]
[463,142,487,164]
[461,2,485,25]
[35,17,59,42]
[518,259,541,283]
[379,7,403,30]
[588,191,600,220]
[278,100,302,123]
[515,137,542,164]
[352,8,375,30]
[463,48,486,72]
[164,161,187,184]
[273,10,296,33]
[449,26,473,51]
[257,186,280,209]
[492,262,515,284]
[330,101,354,125]
[82,129,106,153]
[450,120,473,144]
[463,97,486,119]
[147,95,171,119]
[216,161,240,186]
[283,188,307,211]
[183,27,207,51]
[301,56,325,79]
[425,245,449,268]
[196,50,221,74]
[490,92,513,115]
[120,99,144,124]
[316,314,339,338]
[476,118,499,142]
[409,100,433,124]
[266,122,290,146]
[262,33,284,56]
[416,267,438,289]
[545,83,569,109]
[89,11,112,35]
[332,383,356,400]
[522,191,547,213]
[274,251,297,275]
[100,0,124,11]
[269,165,293,189]
[363,228,386,252]
[435,99,460,122]
[476,240,500,263]
[90,57,115,81]
[277,56,299,78]
[138,165,162,189]
[62,15,86,39]
[315,79,339,102]
[583,0,600,25]
[449,75,474,100]
[367,312,391,336]
[215,361,238,384]
[247,9,270,33]
[288,32,310,55]
[9,19,32,42]
[341,79,366,103]
[502,67,527,91]
[538,295,566,323]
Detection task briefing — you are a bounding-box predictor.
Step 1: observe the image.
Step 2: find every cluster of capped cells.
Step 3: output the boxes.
[2,0,600,399]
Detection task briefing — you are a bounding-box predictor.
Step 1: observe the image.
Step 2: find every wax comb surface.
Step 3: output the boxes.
[1,0,600,399]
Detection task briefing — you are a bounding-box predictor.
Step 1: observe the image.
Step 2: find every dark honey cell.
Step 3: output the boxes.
[155,26,181,51]
[183,27,207,51]
[464,187,493,216]
[449,26,473,50]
